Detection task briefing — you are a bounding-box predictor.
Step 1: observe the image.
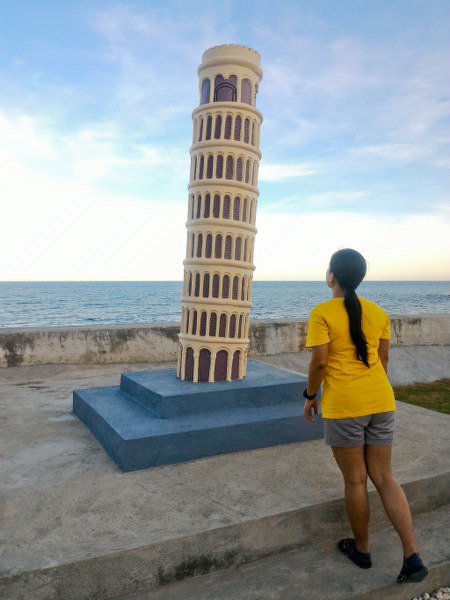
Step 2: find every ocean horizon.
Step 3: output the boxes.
[1,280,449,329]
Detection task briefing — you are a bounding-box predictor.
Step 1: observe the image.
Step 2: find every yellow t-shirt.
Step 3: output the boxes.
[305,296,395,419]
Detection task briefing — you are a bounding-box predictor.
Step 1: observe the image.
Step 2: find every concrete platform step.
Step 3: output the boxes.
[73,362,322,471]
[73,385,323,471]
[1,472,448,600]
[119,362,309,417]
[118,505,450,600]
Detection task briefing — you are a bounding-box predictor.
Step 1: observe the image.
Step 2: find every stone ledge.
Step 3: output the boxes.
[1,314,449,367]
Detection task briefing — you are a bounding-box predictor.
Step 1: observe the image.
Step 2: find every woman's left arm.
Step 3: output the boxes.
[304,344,329,423]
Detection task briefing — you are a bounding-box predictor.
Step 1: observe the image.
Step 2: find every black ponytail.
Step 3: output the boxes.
[329,249,369,368]
[344,289,369,367]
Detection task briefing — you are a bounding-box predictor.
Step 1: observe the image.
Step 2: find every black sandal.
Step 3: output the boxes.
[397,553,428,583]
[338,538,372,569]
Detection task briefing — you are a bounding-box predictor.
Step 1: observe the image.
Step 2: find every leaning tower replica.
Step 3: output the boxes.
[177,45,263,383]
[74,45,322,472]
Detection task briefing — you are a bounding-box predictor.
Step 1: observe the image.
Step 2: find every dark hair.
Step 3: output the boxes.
[329,249,369,367]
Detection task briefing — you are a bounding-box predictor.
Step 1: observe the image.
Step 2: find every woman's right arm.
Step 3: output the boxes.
[378,338,390,373]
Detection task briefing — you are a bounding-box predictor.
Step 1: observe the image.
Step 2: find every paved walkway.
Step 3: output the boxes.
[256,345,450,385]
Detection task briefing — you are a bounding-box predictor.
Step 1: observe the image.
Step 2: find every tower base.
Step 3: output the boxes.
[73,361,323,472]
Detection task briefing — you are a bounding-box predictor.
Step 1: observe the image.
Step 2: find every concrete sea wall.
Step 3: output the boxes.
[1,315,449,368]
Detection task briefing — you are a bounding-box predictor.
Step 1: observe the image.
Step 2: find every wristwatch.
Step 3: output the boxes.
[303,388,317,400]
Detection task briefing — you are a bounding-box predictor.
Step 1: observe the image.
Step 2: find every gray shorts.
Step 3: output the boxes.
[323,411,395,448]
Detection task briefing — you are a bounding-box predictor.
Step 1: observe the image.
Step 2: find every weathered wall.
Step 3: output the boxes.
[0,324,180,368]
[0,315,449,368]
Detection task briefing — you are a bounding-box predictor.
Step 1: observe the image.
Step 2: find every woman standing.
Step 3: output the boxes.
[304,248,428,583]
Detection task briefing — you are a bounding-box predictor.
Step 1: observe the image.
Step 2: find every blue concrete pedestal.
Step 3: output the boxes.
[73,361,323,471]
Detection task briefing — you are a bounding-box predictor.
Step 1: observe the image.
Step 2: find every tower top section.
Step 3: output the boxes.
[198,45,263,107]
[199,44,263,81]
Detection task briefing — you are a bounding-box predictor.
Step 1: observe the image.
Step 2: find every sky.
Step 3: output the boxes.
[0,0,449,281]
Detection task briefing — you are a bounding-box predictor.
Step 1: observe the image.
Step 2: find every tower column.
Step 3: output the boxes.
[193,351,199,383]
[239,352,245,379]
[226,352,233,382]
[243,349,248,377]
[206,311,211,337]
[177,347,181,377]
[209,352,216,383]
[180,348,186,380]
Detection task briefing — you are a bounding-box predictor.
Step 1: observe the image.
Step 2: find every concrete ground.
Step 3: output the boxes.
[1,347,449,600]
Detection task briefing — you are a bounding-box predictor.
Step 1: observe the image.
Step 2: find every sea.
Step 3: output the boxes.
[0,281,449,329]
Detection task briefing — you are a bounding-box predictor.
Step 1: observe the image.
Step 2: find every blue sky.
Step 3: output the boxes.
[0,0,449,280]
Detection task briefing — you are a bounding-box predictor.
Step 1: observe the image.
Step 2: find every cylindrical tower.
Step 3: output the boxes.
[177,44,263,383]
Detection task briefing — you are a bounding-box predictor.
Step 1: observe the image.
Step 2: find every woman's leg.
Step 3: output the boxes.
[364,445,418,557]
[332,446,370,553]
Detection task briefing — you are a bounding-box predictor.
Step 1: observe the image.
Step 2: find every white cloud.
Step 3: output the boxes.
[0,110,188,281]
[0,161,187,281]
[0,113,56,161]
[257,22,450,174]
[353,143,429,163]
[259,163,318,182]
[0,110,189,191]
[1,110,449,281]
[254,211,450,280]
[90,4,239,132]
[2,153,448,280]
